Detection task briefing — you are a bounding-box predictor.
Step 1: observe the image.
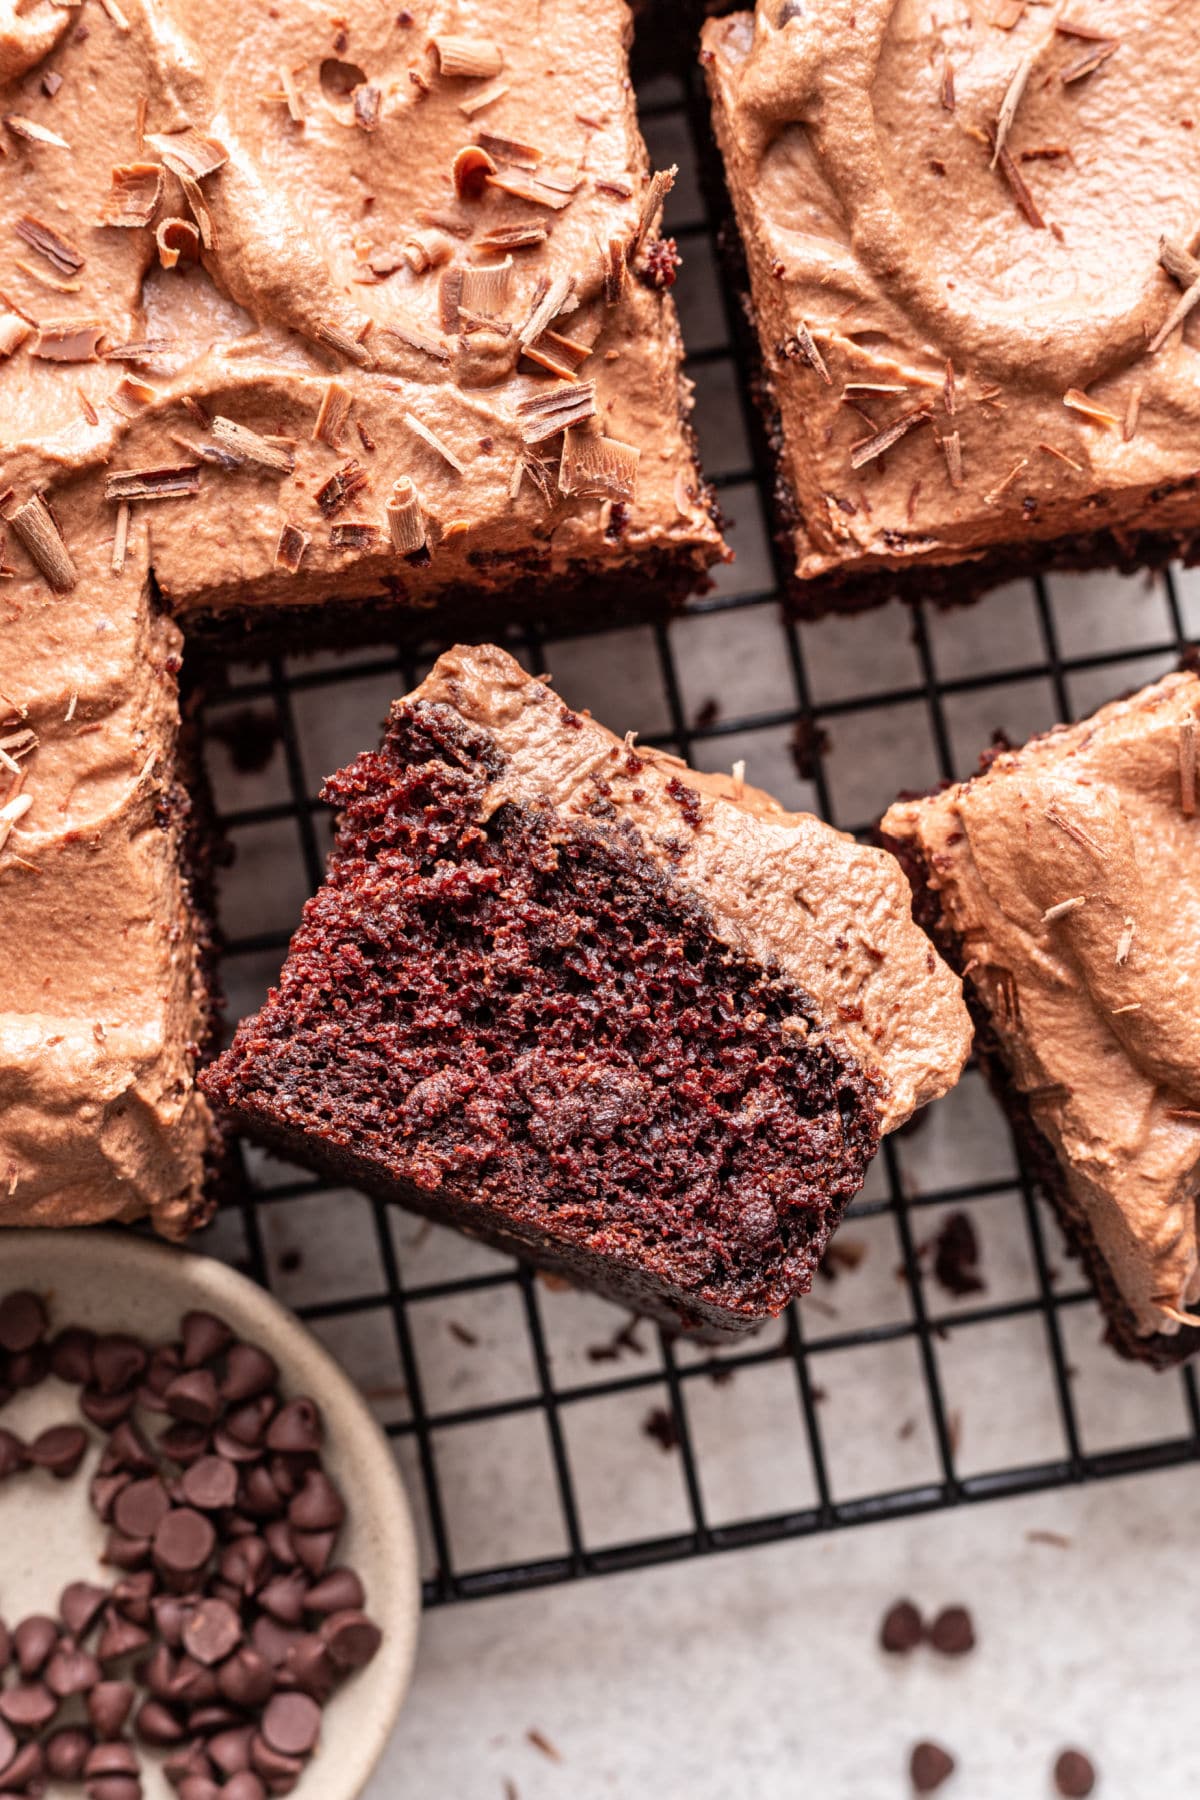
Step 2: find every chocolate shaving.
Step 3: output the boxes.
[781,318,831,384]
[438,267,464,330]
[942,429,963,488]
[14,258,81,293]
[1060,38,1118,83]
[104,336,173,363]
[313,380,352,447]
[353,85,380,132]
[516,379,596,444]
[30,319,105,362]
[280,65,305,122]
[485,170,576,209]
[3,115,70,150]
[519,272,573,348]
[453,145,497,200]
[145,127,228,180]
[386,477,426,554]
[101,162,162,227]
[1063,387,1120,428]
[110,499,131,574]
[14,213,84,275]
[628,166,676,260]
[602,235,626,305]
[850,406,931,470]
[459,80,510,118]
[996,145,1045,228]
[524,327,591,380]
[315,460,369,517]
[1041,895,1086,922]
[1038,440,1084,471]
[330,522,379,551]
[275,521,309,573]
[511,451,556,506]
[941,58,955,111]
[1045,801,1106,859]
[1056,17,1113,39]
[478,131,542,170]
[156,217,201,268]
[401,227,453,272]
[0,313,30,358]
[403,412,466,474]
[179,172,216,249]
[432,36,504,79]
[1149,242,1200,353]
[104,466,201,501]
[459,255,513,317]
[558,428,639,502]
[992,47,1038,167]
[168,432,241,470]
[4,494,76,591]
[1115,917,1135,966]
[106,375,159,417]
[943,359,956,415]
[211,416,297,473]
[983,456,1028,504]
[988,0,1026,23]
[477,222,549,254]
[1180,717,1197,816]
[315,321,372,366]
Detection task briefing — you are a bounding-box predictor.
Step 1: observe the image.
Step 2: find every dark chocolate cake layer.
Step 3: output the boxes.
[204,645,970,1336]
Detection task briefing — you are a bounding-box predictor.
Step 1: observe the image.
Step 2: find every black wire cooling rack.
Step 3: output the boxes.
[192,47,1200,1609]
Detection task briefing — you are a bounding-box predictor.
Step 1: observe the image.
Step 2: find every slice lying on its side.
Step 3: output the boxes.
[204,644,970,1336]
[885,670,1200,1365]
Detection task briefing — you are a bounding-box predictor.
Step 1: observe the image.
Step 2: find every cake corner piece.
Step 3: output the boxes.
[203,641,971,1337]
[883,668,1200,1365]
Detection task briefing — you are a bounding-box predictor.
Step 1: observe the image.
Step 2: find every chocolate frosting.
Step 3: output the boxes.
[704,1,1200,584]
[2,0,721,614]
[884,672,1200,1339]
[414,644,972,1132]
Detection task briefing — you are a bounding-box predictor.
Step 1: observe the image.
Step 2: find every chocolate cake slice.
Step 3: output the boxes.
[703,0,1200,616]
[884,671,1200,1366]
[204,645,970,1335]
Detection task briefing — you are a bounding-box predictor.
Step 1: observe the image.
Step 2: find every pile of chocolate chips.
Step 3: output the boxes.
[0,1288,382,1798]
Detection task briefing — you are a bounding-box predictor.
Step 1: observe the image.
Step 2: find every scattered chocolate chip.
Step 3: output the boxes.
[287,1470,344,1532]
[114,1477,171,1541]
[176,1779,222,1800]
[217,1648,275,1710]
[910,1740,956,1792]
[928,1604,975,1657]
[106,1421,156,1474]
[50,1327,95,1385]
[220,1345,279,1404]
[0,1291,48,1354]
[305,1568,365,1615]
[46,1643,102,1698]
[3,1739,45,1789]
[96,1613,150,1664]
[45,1726,91,1780]
[292,1530,336,1578]
[158,1422,211,1466]
[224,1772,268,1800]
[28,1422,89,1477]
[85,1739,138,1776]
[83,1388,138,1430]
[111,1572,156,1626]
[0,1681,57,1732]
[262,1692,320,1758]
[1054,1748,1097,1796]
[249,1733,305,1788]
[134,1697,186,1746]
[164,1370,221,1428]
[880,1598,924,1654]
[209,1724,255,1775]
[181,1311,234,1369]
[282,1636,335,1703]
[265,1399,323,1455]
[91,1336,147,1396]
[221,1537,271,1596]
[182,1600,242,1667]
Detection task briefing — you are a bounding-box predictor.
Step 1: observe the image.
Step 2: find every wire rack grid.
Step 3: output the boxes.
[191,50,1200,1610]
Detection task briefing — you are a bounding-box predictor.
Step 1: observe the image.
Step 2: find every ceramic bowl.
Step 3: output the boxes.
[0,1228,420,1799]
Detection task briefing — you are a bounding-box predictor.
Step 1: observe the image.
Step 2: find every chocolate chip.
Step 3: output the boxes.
[880,1597,924,1654]
[177,1780,222,1800]
[224,1773,267,1800]
[265,1400,323,1455]
[105,1421,156,1474]
[221,1537,271,1595]
[163,1741,213,1785]
[189,1702,244,1735]
[1054,1748,1097,1797]
[91,1336,147,1397]
[910,1741,956,1793]
[113,1477,171,1542]
[258,1575,307,1627]
[49,1327,94,1385]
[320,1610,381,1672]
[0,1682,57,1732]
[164,1370,220,1428]
[0,1430,27,1479]
[88,1777,142,1800]
[6,1343,48,1389]
[182,1600,242,1668]
[46,1644,102,1698]
[85,1739,138,1776]
[96,1614,150,1664]
[0,1292,47,1354]
[287,1470,343,1532]
[240,1465,285,1521]
[182,1456,238,1512]
[928,1604,975,1657]
[305,1569,365,1615]
[134,1697,185,1746]
[82,1389,137,1430]
[103,1532,152,1573]
[217,1646,275,1710]
[45,1726,91,1780]
[158,1422,211,1467]
[281,1636,335,1704]
[261,1692,320,1758]
[3,1739,45,1788]
[168,1655,218,1706]
[111,1572,156,1627]
[0,1620,9,1670]
[86,1682,134,1740]
[28,1423,89,1478]
[90,1472,131,1522]
[220,1345,278,1405]
[249,1732,304,1789]
[250,1618,302,1671]
[59,1582,107,1640]
[151,1596,191,1648]
[153,1509,216,1576]
[209,1725,255,1775]
[0,1720,14,1774]
[181,1311,234,1369]
[13,1616,58,1677]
